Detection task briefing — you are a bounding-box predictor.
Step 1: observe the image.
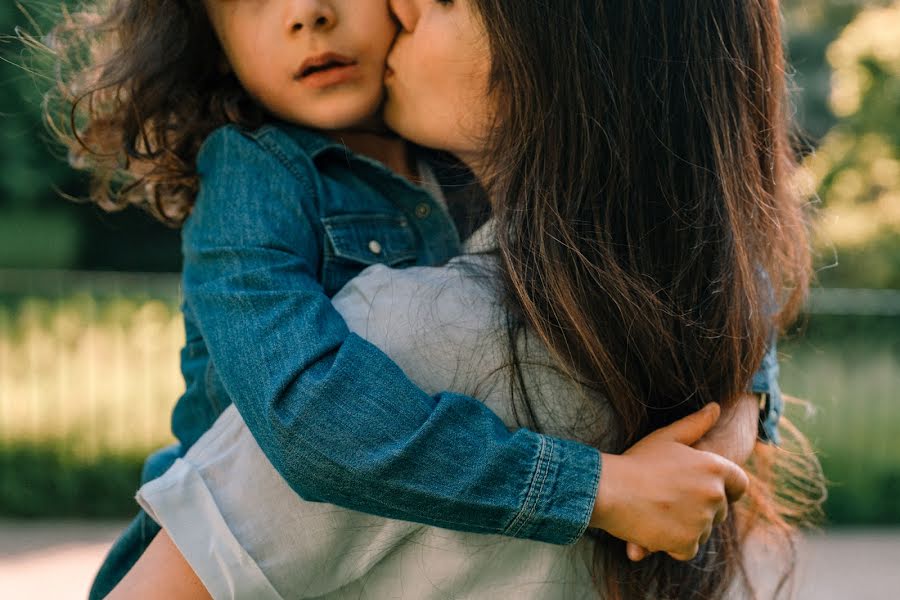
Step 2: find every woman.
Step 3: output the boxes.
[110,0,820,598]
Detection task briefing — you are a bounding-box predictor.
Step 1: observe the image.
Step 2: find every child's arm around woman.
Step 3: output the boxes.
[177,120,755,557]
[181,123,601,544]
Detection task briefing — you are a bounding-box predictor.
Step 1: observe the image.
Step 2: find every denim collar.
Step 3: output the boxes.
[266,122,348,161]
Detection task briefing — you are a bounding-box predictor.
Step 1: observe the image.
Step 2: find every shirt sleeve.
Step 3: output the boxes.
[138,405,419,599]
[181,126,601,546]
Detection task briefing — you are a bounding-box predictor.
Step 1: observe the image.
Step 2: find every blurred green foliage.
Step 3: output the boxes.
[780,313,900,526]
[0,2,181,271]
[0,3,82,269]
[0,442,145,518]
[797,1,900,289]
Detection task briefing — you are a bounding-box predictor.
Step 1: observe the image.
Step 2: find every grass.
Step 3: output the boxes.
[0,442,146,518]
[0,292,897,523]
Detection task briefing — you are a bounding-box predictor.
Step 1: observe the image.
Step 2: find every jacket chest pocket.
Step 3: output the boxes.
[321,213,418,295]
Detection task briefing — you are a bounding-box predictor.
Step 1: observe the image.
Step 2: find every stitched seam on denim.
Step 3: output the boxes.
[254,133,319,202]
[519,437,553,538]
[518,436,554,538]
[499,435,547,538]
[566,448,602,545]
[322,216,417,266]
[504,435,553,539]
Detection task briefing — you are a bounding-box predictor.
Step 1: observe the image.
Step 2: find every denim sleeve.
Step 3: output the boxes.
[181,127,600,546]
[749,330,782,445]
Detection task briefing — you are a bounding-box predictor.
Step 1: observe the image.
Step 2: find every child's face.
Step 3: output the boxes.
[204,0,398,130]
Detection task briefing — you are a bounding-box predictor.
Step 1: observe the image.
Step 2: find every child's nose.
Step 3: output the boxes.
[286,0,338,33]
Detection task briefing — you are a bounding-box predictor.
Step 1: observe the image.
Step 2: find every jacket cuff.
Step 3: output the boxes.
[749,339,783,446]
[502,435,601,545]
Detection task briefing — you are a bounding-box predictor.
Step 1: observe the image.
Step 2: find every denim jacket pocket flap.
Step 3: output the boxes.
[323,214,417,267]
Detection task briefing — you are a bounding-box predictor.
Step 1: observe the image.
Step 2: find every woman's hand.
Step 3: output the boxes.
[589,403,750,562]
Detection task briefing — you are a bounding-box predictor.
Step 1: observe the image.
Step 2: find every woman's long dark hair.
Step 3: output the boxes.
[470,1,823,598]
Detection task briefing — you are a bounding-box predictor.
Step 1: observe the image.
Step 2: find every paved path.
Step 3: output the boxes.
[0,521,125,600]
[792,530,900,599]
[1,521,898,599]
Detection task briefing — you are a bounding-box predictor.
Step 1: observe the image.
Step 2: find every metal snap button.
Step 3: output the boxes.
[415,203,431,219]
[368,240,383,255]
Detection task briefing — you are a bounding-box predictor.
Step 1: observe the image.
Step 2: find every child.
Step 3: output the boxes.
[42,1,782,597]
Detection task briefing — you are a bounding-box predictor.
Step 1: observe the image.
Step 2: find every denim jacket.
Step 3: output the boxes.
[753,325,783,444]
[173,121,785,536]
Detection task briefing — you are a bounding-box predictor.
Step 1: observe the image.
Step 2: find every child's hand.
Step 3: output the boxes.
[694,392,760,467]
[625,393,761,560]
[589,403,749,561]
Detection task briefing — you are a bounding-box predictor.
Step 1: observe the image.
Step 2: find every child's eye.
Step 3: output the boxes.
[435,0,453,5]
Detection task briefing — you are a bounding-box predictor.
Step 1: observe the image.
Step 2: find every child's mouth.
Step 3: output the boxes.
[296,53,358,87]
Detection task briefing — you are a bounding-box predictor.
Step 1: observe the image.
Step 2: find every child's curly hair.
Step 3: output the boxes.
[44,0,264,226]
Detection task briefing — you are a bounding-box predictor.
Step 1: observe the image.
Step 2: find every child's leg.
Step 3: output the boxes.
[106,529,211,600]
[90,443,183,598]
[88,510,161,600]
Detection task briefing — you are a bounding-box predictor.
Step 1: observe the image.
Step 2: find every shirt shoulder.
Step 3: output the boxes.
[332,258,502,393]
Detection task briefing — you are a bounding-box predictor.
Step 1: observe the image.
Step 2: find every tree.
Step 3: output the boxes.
[799,1,900,288]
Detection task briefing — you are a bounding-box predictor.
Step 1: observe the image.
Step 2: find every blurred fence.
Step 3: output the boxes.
[0,270,182,458]
[0,269,898,522]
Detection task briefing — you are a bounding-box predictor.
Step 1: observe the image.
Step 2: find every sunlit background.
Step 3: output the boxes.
[0,0,897,550]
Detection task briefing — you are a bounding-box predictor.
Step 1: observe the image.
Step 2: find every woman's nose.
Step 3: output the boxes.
[286,0,338,33]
